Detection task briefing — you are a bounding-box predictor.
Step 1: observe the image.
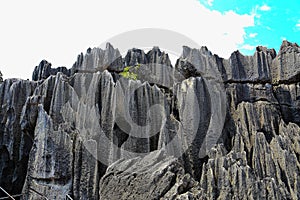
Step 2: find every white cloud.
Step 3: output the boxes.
[249,33,258,38]
[0,0,255,79]
[241,44,256,51]
[207,0,214,6]
[259,5,271,11]
[266,26,272,30]
[296,20,300,28]
[281,37,287,41]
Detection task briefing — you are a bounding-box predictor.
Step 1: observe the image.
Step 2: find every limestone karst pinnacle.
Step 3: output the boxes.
[0,41,300,199]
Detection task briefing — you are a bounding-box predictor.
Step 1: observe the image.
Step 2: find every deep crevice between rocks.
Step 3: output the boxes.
[156,172,177,199]
[279,167,290,193]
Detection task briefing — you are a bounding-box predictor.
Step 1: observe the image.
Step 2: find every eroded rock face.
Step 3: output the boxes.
[0,41,300,199]
[272,41,300,83]
[32,60,70,81]
[71,43,123,74]
[99,150,203,200]
[0,79,38,195]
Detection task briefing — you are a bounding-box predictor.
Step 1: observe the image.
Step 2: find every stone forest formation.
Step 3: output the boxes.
[1,41,300,199]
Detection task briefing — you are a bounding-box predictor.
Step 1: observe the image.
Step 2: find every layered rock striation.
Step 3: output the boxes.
[0,41,299,199]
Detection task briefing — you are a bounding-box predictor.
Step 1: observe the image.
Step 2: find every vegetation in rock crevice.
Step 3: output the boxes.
[119,64,140,80]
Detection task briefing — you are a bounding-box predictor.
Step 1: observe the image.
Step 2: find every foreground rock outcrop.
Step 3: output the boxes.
[0,41,300,199]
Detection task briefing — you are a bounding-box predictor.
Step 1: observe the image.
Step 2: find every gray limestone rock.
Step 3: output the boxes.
[124,48,148,66]
[99,150,203,200]
[272,41,300,83]
[0,41,300,199]
[71,43,123,74]
[32,60,70,81]
[0,79,37,196]
[124,47,181,88]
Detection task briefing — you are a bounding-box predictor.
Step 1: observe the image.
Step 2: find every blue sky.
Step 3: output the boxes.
[199,0,300,54]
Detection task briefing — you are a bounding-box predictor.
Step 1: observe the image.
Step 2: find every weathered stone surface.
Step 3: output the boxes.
[176,46,227,160]
[0,79,37,196]
[0,70,3,83]
[0,41,300,199]
[22,73,101,200]
[22,106,74,199]
[99,150,203,200]
[224,49,274,82]
[273,83,300,125]
[226,82,277,108]
[32,60,70,81]
[124,47,180,88]
[71,43,123,74]
[198,119,300,200]
[124,48,148,66]
[272,41,300,83]
[146,46,172,67]
[20,65,211,199]
[220,40,300,84]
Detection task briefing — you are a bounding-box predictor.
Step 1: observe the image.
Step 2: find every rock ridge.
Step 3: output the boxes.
[0,40,299,199]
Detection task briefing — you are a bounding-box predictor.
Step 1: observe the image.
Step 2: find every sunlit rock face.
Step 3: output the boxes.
[0,41,300,199]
